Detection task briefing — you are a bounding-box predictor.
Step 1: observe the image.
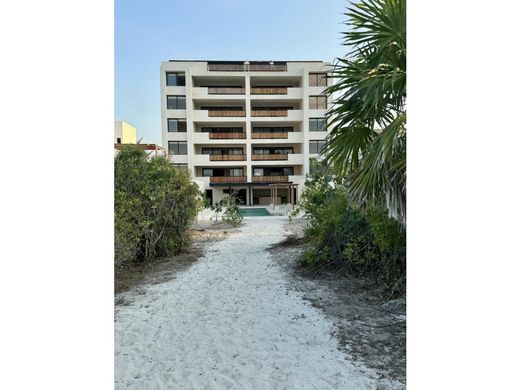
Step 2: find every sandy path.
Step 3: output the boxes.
[115,217,400,389]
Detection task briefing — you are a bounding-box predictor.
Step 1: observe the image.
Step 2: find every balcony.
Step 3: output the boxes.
[209,154,246,161]
[207,62,287,72]
[250,63,287,71]
[251,109,287,117]
[208,87,245,95]
[252,132,288,139]
[252,176,289,183]
[193,132,246,143]
[250,109,302,121]
[210,176,247,183]
[208,109,246,117]
[207,63,247,72]
[209,132,246,139]
[252,154,288,161]
[251,87,287,95]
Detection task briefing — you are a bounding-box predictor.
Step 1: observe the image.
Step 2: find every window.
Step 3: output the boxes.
[202,148,243,155]
[282,167,294,176]
[309,96,327,109]
[168,141,187,155]
[229,168,243,177]
[202,127,243,133]
[167,118,187,132]
[167,95,186,109]
[253,147,293,155]
[116,137,121,144]
[309,118,327,131]
[166,72,185,86]
[309,73,327,87]
[252,127,293,133]
[202,169,213,177]
[309,140,326,154]
[253,168,264,176]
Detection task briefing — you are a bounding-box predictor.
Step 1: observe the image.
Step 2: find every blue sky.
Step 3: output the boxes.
[115,0,349,144]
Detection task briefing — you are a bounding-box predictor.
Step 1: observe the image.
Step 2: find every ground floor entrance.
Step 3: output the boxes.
[210,184,299,207]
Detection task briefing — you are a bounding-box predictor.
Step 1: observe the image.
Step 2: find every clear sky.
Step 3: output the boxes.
[115,0,350,144]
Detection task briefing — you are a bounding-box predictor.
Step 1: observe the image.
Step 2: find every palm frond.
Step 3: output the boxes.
[324,0,406,223]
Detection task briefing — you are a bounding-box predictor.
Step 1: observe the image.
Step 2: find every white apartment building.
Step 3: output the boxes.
[160,60,331,206]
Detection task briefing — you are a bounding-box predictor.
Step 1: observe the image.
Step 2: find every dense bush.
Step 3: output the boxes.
[296,160,406,297]
[114,147,202,267]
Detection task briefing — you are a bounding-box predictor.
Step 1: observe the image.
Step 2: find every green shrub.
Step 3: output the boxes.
[210,190,243,227]
[297,160,406,296]
[114,147,202,267]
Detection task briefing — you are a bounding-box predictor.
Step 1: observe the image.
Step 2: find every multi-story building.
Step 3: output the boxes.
[160,60,331,206]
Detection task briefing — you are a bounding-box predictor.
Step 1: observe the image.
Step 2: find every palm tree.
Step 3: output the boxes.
[324,0,406,223]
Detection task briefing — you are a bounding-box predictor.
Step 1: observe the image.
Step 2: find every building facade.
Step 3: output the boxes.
[160,60,331,206]
[114,121,137,144]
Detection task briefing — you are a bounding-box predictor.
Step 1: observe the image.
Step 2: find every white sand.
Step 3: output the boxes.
[115,217,402,389]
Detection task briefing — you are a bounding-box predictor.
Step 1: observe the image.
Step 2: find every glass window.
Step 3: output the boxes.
[282,167,294,176]
[309,96,326,109]
[167,96,186,110]
[253,168,264,176]
[309,140,326,154]
[202,169,213,177]
[168,141,187,155]
[167,119,187,132]
[309,96,327,110]
[229,168,243,177]
[309,73,327,87]
[166,72,185,86]
[309,118,326,131]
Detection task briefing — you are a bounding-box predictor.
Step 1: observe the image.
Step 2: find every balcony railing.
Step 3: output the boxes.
[251,132,288,139]
[249,63,287,71]
[251,87,288,95]
[252,154,288,161]
[208,110,246,117]
[252,176,289,183]
[209,176,247,183]
[251,109,288,117]
[207,62,287,72]
[208,87,245,95]
[209,154,246,161]
[208,132,246,139]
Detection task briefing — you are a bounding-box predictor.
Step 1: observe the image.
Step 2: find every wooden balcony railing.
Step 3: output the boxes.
[251,132,288,139]
[251,87,288,95]
[207,63,247,71]
[208,87,245,95]
[208,110,246,117]
[252,154,288,161]
[209,176,247,183]
[207,63,287,72]
[208,132,246,139]
[249,63,287,71]
[251,109,288,117]
[209,154,246,161]
[252,176,289,183]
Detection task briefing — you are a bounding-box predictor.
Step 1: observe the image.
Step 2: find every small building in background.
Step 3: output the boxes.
[114,143,167,158]
[114,121,137,144]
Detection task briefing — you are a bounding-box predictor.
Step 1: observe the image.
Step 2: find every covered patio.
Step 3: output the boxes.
[209,182,299,206]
